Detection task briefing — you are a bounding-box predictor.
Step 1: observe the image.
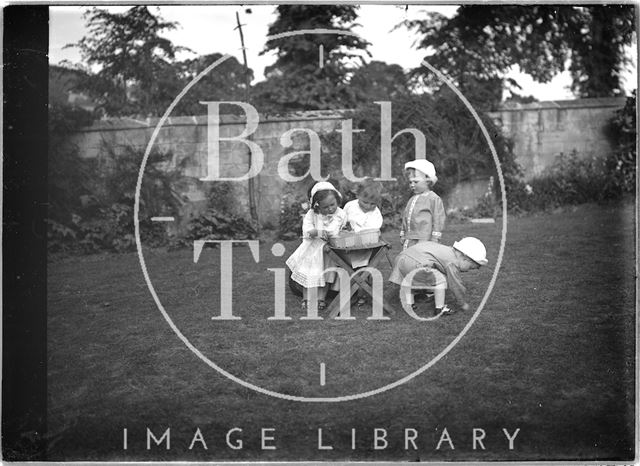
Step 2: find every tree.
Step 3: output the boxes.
[172,53,254,115]
[254,5,371,112]
[568,5,636,97]
[400,5,635,107]
[349,61,412,101]
[69,6,187,116]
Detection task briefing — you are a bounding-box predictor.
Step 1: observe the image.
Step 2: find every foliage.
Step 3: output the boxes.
[568,6,636,98]
[182,185,257,243]
[172,53,254,115]
[349,61,412,101]
[49,65,94,109]
[48,104,96,252]
[473,177,501,218]
[278,193,308,240]
[253,5,371,112]
[184,209,257,242]
[67,8,256,118]
[317,91,519,214]
[605,90,636,193]
[68,6,187,117]
[500,92,636,214]
[73,200,137,253]
[399,5,635,106]
[48,140,184,253]
[262,5,369,74]
[504,150,631,214]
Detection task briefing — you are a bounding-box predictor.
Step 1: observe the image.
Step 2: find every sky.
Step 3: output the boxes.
[49,5,637,101]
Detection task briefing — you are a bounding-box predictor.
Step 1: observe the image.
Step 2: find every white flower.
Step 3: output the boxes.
[524,184,533,195]
[301,202,309,210]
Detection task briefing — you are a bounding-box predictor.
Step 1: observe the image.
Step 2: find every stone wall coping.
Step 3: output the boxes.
[73,109,349,133]
[489,97,627,114]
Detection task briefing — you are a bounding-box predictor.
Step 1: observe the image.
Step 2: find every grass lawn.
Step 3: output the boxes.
[46,201,636,461]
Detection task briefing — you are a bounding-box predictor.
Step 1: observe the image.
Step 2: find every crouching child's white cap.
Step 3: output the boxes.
[404,159,438,183]
[453,237,488,266]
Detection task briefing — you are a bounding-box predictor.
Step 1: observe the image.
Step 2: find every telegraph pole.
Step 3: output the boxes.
[235,10,260,230]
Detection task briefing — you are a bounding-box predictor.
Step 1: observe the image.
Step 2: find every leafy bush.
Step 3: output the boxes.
[471,177,501,218]
[182,185,257,243]
[47,117,184,253]
[485,93,636,215]
[605,90,636,194]
[317,90,520,220]
[48,104,96,226]
[501,150,629,214]
[184,209,257,242]
[278,193,308,240]
[48,105,260,254]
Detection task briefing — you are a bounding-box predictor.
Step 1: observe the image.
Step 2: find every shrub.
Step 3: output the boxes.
[48,104,96,227]
[279,193,308,240]
[605,90,636,194]
[184,209,257,242]
[502,149,628,214]
[490,90,636,215]
[317,90,520,222]
[48,130,184,253]
[182,185,257,243]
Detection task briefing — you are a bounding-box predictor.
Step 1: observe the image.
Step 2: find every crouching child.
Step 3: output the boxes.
[386,237,488,317]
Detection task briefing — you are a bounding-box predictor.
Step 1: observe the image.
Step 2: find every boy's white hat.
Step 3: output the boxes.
[453,237,488,266]
[404,159,438,183]
[310,181,342,201]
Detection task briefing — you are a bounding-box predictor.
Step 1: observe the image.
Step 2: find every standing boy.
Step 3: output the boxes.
[401,159,446,250]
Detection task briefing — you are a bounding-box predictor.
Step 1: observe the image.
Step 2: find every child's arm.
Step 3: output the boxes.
[444,263,469,309]
[431,196,446,242]
[400,203,409,240]
[301,211,318,238]
[326,209,347,238]
[343,201,357,231]
[369,207,384,230]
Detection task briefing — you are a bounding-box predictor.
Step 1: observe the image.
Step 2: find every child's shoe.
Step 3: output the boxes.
[439,305,454,316]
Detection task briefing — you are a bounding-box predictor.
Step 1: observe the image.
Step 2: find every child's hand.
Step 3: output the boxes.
[307,229,318,238]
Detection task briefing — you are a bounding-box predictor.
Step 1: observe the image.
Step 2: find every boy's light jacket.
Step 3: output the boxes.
[401,191,446,241]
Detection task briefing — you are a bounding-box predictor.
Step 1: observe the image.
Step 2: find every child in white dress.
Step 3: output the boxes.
[286,181,346,311]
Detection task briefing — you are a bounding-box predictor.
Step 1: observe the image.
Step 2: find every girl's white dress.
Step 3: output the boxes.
[343,200,384,268]
[286,208,346,288]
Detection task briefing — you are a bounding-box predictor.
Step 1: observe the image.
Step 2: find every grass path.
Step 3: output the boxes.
[47,201,635,461]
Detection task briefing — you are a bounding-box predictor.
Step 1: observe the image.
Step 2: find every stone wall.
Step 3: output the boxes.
[70,111,344,229]
[488,97,625,179]
[69,97,625,225]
